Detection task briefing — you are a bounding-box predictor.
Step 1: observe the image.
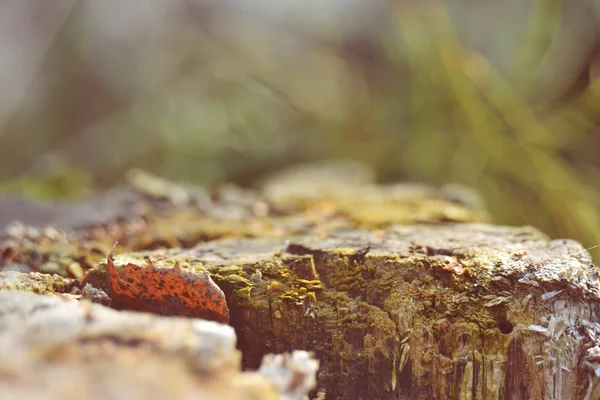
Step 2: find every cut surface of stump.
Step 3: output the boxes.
[83,223,600,400]
[0,290,318,400]
[1,166,599,400]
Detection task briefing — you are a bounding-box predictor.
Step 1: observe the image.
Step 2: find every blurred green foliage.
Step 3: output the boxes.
[1,0,600,260]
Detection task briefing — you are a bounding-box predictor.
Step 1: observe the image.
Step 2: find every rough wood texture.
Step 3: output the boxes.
[83,224,600,400]
[0,290,318,400]
[0,167,487,278]
[1,165,599,399]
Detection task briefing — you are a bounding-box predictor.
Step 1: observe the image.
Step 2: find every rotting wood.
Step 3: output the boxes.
[0,290,318,400]
[0,167,488,277]
[1,166,599,400]
[82,224,600,400]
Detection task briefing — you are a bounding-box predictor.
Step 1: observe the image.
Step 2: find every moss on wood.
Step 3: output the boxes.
[2,167,599,399]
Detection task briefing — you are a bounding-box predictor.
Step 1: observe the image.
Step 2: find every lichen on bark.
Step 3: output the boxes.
[83,223,600,399]
[2,167,600,399]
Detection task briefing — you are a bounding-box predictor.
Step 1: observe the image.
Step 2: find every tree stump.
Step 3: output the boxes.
[1,165,599,399]
[0,289,318,400]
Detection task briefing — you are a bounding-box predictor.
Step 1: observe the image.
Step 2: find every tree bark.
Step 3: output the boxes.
[1,166,599,399]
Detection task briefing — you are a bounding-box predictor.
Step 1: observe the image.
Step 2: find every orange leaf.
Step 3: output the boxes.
[106,245,229,323]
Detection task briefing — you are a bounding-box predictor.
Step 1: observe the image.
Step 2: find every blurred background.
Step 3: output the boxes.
[1,0,600,259]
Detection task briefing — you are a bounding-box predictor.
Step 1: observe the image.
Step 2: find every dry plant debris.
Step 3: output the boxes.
[106,244,229,323]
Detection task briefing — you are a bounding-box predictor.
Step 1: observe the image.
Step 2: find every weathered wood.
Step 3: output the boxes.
[0,290,318,400]
[82,223,600,399]
[1,166,598,399]
[0,170,487,278]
